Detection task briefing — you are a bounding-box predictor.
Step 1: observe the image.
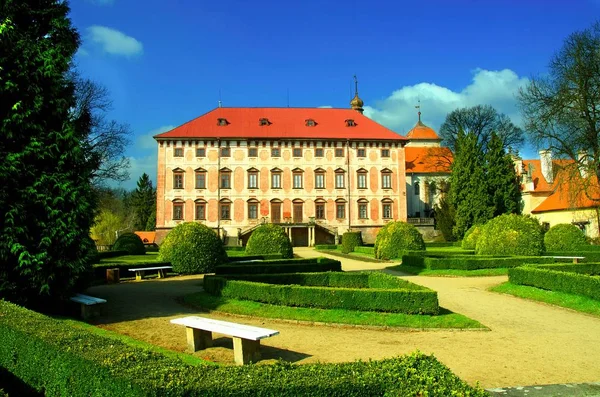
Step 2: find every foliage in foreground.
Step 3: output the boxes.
[245,224,294,259]
[0,301,486,396]
[374,221,425,260]
[476,214,544,256]
[158,222,227,274]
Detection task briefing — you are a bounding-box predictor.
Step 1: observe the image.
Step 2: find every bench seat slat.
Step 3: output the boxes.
[70,294,107,305]
[170,316,279,340]
[128,266,172,272]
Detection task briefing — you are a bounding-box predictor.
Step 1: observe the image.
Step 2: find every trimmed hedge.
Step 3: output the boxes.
[341,232,363,254]
[245,224,294,259]
[425,242,456,248]
[204,272,439,314]
[227,254,283,262]
[402,254,556,270]
[509,264,600,301]
[158,222,227,274]
[112,233,146,255]
[476,214,544,256]
[374,221,425,260]
[461,224,483,250]
[533,263,600,274]
[224,246,245,252]
[92,261,172,280]
[215,258,342,275]
[546,251,600,262]
[354,246,375,255]
[314,244,338,250]
[0,301,485,396]
[544,224,588,251]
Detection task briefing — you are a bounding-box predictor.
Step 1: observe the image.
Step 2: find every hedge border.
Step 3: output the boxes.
[0,301,485,396]
[204,272,439,314]
[215,258,342,275]
[402,255,557,270]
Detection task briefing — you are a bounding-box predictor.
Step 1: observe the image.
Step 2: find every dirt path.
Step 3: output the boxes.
[87,248,600,388]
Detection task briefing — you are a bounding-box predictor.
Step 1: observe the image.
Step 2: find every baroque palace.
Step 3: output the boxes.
[153,86,450,246]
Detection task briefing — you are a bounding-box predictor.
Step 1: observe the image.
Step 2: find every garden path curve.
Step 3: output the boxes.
[87,247,600,389]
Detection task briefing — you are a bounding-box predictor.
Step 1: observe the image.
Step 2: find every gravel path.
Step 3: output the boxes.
[87,248,600,389]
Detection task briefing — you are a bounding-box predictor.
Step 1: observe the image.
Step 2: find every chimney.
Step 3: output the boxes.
[539,149,553,184]
[578,150,589,178]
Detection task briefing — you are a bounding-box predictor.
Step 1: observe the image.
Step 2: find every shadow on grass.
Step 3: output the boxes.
[206,337,312,364]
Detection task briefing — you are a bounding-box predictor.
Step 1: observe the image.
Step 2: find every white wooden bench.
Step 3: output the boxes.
[128,266,173,281]
[69,293,107,320]
[170,316,279,365]
[544,256,585,264]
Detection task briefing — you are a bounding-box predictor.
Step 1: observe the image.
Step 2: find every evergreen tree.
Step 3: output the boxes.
[131,173,156,231]
[450,130,492,239]
[485,132,521,216]
[434,193,457,242]
[0,1,97,306]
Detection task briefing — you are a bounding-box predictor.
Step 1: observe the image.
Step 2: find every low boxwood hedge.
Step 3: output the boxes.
[354,246,375,255]
[545,251,600,262]
[92,261,172,280]
[314,244,338,250]
[509,264,600,301]
[215,258,342,275]
[401,255,556,270]
[204,272,439,314]
[224,246,245,252]
[533,263,600,274]
[227,253,283,262]
[0,301,485,396]
[341,232,363,254]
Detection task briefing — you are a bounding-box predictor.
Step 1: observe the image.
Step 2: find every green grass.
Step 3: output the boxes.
[387,265,509,277]
[99,252,161,264]
[225,250,250,257]
[54,317,213,366]
[490,282,600,317]
[314,247,388,263]
[183,292,486,329]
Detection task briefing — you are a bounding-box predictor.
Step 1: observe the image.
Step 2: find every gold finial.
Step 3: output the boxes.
[350,75,364,113]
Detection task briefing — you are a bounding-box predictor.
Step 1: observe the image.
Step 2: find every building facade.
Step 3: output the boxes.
[154,96,410,246]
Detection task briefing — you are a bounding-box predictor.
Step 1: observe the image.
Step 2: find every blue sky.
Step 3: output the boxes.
[70,0,600,189]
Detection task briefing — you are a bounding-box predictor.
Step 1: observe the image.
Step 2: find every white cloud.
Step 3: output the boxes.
[318,105,333,108]
[87,26,143,57]
[124,155,158,190]
[363,69,529,136]
[136,125,175,151]
[86,0,115,5]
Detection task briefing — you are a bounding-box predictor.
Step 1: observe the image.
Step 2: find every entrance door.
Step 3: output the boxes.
[293,203,303,223]
[271,203,281,223]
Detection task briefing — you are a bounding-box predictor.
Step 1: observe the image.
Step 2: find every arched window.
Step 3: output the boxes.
[172,199,184,220]
[382,199,393,219]
[357,199,369,219]
[414,182,420,196]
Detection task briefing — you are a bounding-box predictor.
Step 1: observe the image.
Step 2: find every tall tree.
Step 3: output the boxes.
[518,20,600,206]
[433,182,457,241]
[440,105,524,153]
[0,0,97,306]
[70,74,132,186]
[485,132,522,217]
[450,130,492,239]
[131,173,156,231]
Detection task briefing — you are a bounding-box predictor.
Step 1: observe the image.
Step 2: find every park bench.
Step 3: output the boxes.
[544,256,585,264]
[128,266,173,281]
[170,316,279,365]
[70,293,107,320]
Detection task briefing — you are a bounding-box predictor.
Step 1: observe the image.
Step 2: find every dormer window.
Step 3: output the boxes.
[345,119,356,127]
[259,118,271,126]
[305,119,316,127]
[217,118,229,126]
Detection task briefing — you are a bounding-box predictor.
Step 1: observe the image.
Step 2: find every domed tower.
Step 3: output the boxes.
[405,109,442,147]
[350,75,364,114]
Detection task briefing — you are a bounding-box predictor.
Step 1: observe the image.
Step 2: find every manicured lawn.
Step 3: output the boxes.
[490,282,600,317]
[314,247,388,263]
[55,318,212,366]
[183,292,486,329]
[225,250,249,257]
[99,252,161,264]
[387,264,509,277]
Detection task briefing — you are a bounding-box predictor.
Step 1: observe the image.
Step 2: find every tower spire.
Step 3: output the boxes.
[354,75,359,96]
[350,75,364,114]
[415,97,421,123]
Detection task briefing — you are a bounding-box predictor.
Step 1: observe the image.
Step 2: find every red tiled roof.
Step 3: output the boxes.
[406,121,441,141]
[154,107,407,141]
[134,231,156,244]
[405,147,452,174]
[532,175,599,213]
[521,159,574,193]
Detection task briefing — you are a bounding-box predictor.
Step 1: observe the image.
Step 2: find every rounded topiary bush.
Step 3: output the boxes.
[544,223,588,251]
[245,224,293,259]
[341,231,363,254]
[374,221,425,260]
[112,232,145,255]
[476,214,544,256]
[158,222,227,274]
[461,224,483,250]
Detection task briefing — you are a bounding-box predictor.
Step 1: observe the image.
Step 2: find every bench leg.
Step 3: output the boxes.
[157,269,165,278]
[80,304,92,320]
[186,328,212,352]
[233,337,261,365]
[135,271,144,281]
[573,258,579,264]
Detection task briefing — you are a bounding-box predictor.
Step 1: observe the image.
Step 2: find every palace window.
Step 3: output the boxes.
[315,168,325,189]
[293,148,302,157]
[248,147,258,157]
[315,148,324,157]
[173,200,184,220]
[357,168,368,189]
[220,200,231,220]
[195,200,206,220]
[335,169,345,189]
[174,148,183,157]
[271,169,282,189]
[220,147,230,157]
[358,200,369,219]
[247,200,259,219]
[315,201,325,220]
[336,201,346,219]
[381,169,392,189]
[195,168,206,189]
[335,148,344,157]
[247,168,259,189]
[357,148,366,158]
[173,169,184,189]
[381,148,390,158]
[414,182,420,196]
[196,148,205,157]
[220,168,231,189]
[382,199,393,219]
[271,147,280,157]
[293,169,303,189]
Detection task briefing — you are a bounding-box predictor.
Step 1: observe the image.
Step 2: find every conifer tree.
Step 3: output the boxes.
[485,132,521,216]
[131,173,156,231]
[0,0,97,306]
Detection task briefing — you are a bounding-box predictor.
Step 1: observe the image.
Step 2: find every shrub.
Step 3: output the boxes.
[354,246,375,255]
[544,224,588,251]
[215,257,341,275]
[461,224,483,250]
[158,222,227,274]
[245,224,293,258]
[0,301,486,396]
[374,221,425,260]
[204,272,439,314]
[509,265,600,301]
[476,214,544,256]
[315,244,338,250]
[112,233,146,255]
[341,232,363,254]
